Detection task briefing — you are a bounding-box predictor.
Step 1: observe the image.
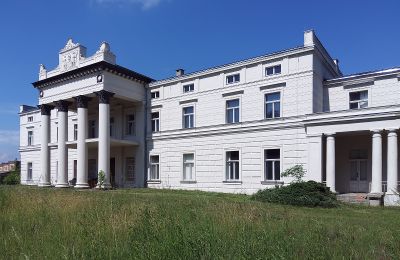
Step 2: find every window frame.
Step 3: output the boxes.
[349,90,369,109]
[151,91,160,99]
[183,83,195,93]
[265,64,282,77]
[265,91,281,119]
[182,105,195,129]
[88,120,96,139]
[182,153,196,182]
[27,162,33,181]
[151,111,160,133]
[261,147,283,184]
[27,130,34,146]
[125,157,136,182]
[73,124,78,141]
[27,116,33,122]
[225,98,240,124]
[148,154,161,182]
[223,149,242,183]
[226,73,240,85]
[126,113,135,136]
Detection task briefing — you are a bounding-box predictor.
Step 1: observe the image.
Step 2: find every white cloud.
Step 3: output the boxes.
[92,0,164,10]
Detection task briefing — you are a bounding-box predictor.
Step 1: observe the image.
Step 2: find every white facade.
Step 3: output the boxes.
[19,31,400,203]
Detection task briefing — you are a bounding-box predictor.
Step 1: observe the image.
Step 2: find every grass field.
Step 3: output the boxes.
[1,186,400,259]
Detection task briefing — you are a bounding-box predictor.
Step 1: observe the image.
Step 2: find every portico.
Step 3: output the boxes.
[32,39,152,189]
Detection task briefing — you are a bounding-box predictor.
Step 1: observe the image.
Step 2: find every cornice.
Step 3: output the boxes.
[32,61,153,89]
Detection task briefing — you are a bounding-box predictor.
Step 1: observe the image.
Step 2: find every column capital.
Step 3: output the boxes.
[75,96,92,108]
[38,104,54,116]
[387,128,398,134]
[96,90,115,104]
[55,100,71,112]
[371,129,384,134]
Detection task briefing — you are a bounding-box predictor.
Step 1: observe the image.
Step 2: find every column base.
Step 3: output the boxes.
[75,183,90,189]
[55,183,70,188]
[38,182,52,187]
[384,193,400,206]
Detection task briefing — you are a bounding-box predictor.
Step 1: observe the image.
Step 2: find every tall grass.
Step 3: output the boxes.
[1,186,400,259]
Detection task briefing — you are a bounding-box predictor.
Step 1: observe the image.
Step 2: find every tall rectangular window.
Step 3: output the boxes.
[349,90,368,109]
[126,114,135,135]
[265,149,280,181]
[149,155,160,181]
[226,151,240,181]
[183,106,194,129]
[27,130,33,146]
[266,65,281,76]
[183,84,194,93]
[151,91,160,99]
[27,162,33,180]
[110,117,114,137]
[265,92,281,119]
[88,120,96,138]
[28,116,33,122]
[151,112,160,132]
[73,124,78,141]
[73,160,77,179]
[183,153,195,181]
[126,157,136,182]
[226,74,240,84]
[226,99,240,123]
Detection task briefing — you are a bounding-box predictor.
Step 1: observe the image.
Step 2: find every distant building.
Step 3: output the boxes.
[19,31,400,205]
[0,160,18,173]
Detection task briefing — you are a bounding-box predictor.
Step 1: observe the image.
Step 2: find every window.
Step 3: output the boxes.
[126,114,135,135]
[151,91,160,99]
[226,99,240,123]
[265,92,281,119]
[349,90,368,109]
[110,117,114,137]
[27,130,34,146]
[73,160,77,179]
[151,112,160,132]
[265,149,280,181]
[27,162,33,181]
[73,124,78,141]
[183,84,194,93]
[226,74,240,84]
[149,155,160,181]
[56,126,59,141]
[126,157,136,182]
[183,106,194,129]
[183,154,195,181]
[88,120,96,138]
[266,65,281,76]
[28,116,33,122]
[226,151,240,181]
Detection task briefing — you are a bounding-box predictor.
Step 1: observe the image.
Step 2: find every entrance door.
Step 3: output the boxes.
[349,159,368,192]
[110,158,116,188]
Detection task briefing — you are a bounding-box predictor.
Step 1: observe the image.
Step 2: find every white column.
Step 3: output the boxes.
[38,105,52,187]
[326,133,336,193]
[371,129,383,193]
[387,129,398,194]
[75,96,90,188]
[96,90,114,189]
[55,101,69,188]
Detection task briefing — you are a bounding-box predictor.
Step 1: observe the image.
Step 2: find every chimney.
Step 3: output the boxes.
[333,59,340,71]
[304,29,315,47]
[176,69,184,77]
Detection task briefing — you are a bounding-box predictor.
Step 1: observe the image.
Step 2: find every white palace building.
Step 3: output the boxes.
[19,31,400,204]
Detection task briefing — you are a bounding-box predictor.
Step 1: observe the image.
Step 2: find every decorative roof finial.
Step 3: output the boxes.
[99,41,111,53]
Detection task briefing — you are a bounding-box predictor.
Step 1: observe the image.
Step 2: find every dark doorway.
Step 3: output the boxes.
[110,158,116,187]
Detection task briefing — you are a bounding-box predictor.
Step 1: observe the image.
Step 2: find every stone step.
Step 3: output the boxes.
[337,193,369,205]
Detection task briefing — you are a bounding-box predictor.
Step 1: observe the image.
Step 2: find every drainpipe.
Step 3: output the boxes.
[143,84,148,188]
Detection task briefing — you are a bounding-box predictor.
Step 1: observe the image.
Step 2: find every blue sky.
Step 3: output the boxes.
[0,0,399,162]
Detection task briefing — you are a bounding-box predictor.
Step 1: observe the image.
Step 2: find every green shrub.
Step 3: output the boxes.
[251,181,338,208]
[2,171,20,185]
[281,165,306,182]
